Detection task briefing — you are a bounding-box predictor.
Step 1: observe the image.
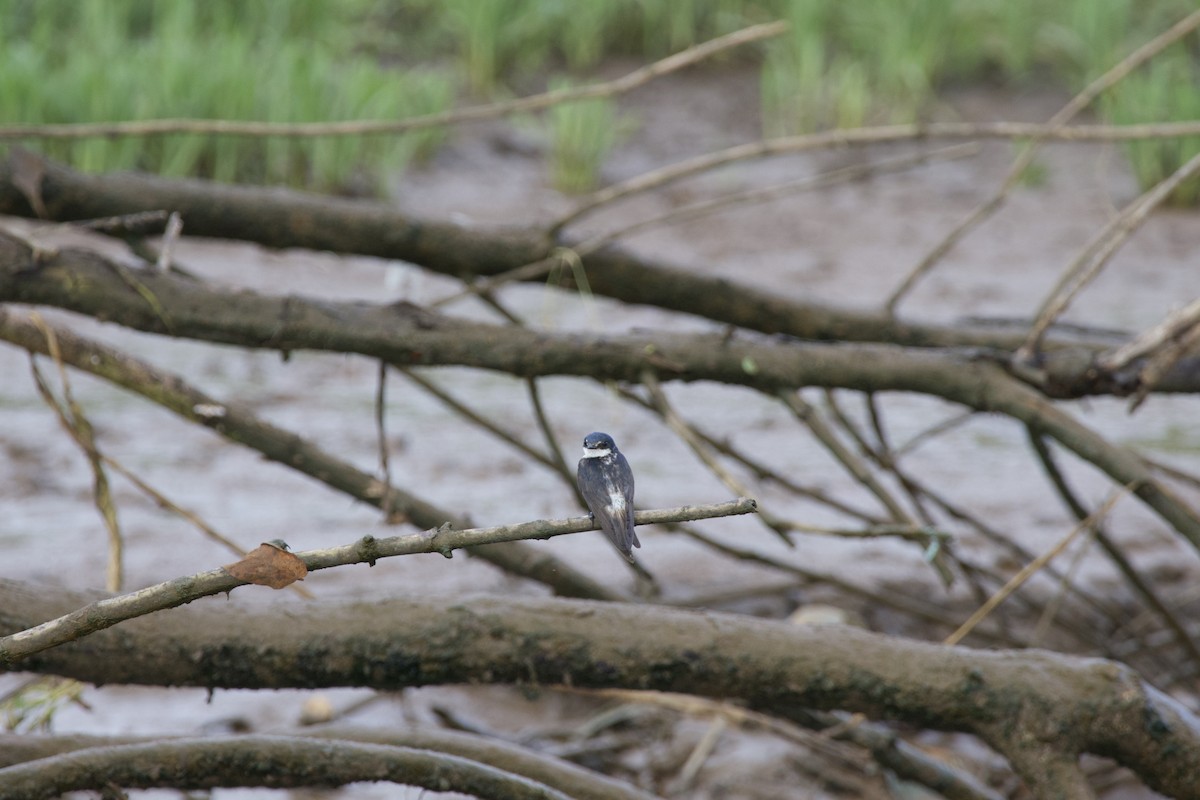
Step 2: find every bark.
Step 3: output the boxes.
[0,151,1146,353]
[0,230,1190,400]
[0,304,625,604]
[0,735,573,800]
[1,580,1198,798]
[3,249,1199,556]
[0,500,754,662]
[0,728,661,800]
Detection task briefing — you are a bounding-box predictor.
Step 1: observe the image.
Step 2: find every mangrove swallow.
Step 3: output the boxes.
[576,431,640,563]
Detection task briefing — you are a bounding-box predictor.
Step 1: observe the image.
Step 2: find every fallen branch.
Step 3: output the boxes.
[0,500,756,663]
[0,153,1136,352]
[2,583,1197,798]
[0,728,660,800]
[0,306,625,604]
[551,120,1200,231]
[884,8,1200,312]
[0,735,573,800]
[1,286,1197,558]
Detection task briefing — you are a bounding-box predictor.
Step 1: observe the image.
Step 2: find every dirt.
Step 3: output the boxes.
[2,66,1198,798]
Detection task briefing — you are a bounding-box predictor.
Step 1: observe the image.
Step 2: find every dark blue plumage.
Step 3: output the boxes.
[576,431,640,563]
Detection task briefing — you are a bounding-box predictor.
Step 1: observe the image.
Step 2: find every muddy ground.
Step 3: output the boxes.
[2,66,1199,798]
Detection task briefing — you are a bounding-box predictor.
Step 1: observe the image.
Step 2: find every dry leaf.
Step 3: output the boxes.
[224,542,307,589]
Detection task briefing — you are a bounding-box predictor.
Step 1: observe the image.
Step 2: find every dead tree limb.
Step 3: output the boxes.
[1,581,1197,799]
[3,250,1198,555]
[0,153,1134,352]
[0,728,661,800]
[0,735,574,800]
[1,231,1195,399]
[0,306,625,604]
[0,500,755,663]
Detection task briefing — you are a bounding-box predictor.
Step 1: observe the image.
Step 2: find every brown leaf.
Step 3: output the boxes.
[224,543,307,589]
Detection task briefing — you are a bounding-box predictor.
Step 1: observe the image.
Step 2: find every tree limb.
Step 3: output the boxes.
[0,727,660,800]
[0,21,787,143]
[0,499,754,663]
[0,305,625,603]
[0,153,1139,352]
[0,735,574,800]
[3,249,1198,556]
[2,581,1197,798]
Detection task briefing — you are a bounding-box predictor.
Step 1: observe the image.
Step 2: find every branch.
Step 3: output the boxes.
[0,735,574,800]
[550,120,1200,231]
[0,153,1134,353]
[0,500,756,663]
[2,284,1197,559]
[0,21,787,142]
[0,233,1182,397]
[3,583,1198,798]
[0,727,661,800]
[884,8,1200,312]
[0,306,624,604]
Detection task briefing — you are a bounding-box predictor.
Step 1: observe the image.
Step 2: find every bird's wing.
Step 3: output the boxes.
[615,453,640,549]
[578,458,638,560]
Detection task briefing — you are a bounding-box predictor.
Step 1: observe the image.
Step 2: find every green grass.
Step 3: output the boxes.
[1,0,1198,201]
[0,0,451,193]
[548,79,625,193]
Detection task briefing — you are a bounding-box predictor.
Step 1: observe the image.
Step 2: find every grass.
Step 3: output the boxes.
[0,0,1198,200]
[0,0,452,193]
[548,79,623,193]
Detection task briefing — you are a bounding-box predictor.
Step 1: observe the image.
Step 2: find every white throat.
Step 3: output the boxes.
[582,446,611,459]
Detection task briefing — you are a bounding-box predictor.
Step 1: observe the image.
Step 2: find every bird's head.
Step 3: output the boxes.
[581,431,617,458]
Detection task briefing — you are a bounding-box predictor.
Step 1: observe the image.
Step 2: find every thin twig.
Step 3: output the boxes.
[573,143,980,254]
[884,8,1200,313]
[397,369,559,472]
[1098,296,1200,372]
[526,378,579,502]
[0,21,788,142]
[439,149,977,309]
[154,211,183,273]
[374,362,400,520]
[778,391,914,524]
[99,455,315,600]
[822,390,935,525]
[615,386,882,523]
[642,371,792,546]
[550,120,1200,233]
[26,314,123,592]
[944,487,1130,646]
[1028,431,1200,674]
[0,498,757,663]
[1018,149,1200,360]
[674,524,1001,639]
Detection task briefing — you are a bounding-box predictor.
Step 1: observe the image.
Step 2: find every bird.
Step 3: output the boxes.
[576,431,640,563]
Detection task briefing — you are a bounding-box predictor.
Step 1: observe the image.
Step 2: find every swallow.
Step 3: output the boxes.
[576,431,640,563]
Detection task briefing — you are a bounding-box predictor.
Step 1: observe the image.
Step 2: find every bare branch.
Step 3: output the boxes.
[884,8,1200,312]
[0,499,756,663]
[0,154,1146,353]
[0,306,625,604]
[0,735,575,800]
[943,488,1128,646]
[2,276,1197,556]
[0,728,660,800]
[3,585,1199,797]
[0,21,788,142]
[551,120,1200,232]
